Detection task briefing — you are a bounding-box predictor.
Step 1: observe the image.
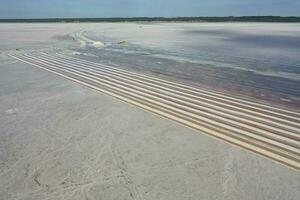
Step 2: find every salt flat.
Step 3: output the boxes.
[0,23,299,200]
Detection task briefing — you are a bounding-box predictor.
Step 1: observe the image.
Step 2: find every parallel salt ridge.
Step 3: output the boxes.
[53,52,300,119]
[25,53,300,143]
[38,52,300,132]
[10,52,300,170]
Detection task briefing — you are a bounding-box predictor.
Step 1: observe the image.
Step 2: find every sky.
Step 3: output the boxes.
[0,0,299,19]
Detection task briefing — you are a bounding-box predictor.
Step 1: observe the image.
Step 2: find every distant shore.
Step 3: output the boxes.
[1,16,300,23]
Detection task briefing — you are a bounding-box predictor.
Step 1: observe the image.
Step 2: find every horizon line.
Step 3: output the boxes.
[1,15,300,20]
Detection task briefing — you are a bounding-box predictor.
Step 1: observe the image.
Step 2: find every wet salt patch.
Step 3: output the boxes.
[290,96,300,101]
[73,52,82,55]
[71,30,106,49]
[92,41,105,48]
[280,98,292,102]
[84,53,98,57]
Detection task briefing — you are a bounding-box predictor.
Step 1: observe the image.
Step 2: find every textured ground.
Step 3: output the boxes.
[0,23,299,200]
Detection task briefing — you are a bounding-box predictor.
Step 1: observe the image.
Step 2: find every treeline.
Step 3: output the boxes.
[1,16,300,23]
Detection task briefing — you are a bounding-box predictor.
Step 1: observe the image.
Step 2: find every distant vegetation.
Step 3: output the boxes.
[1,16,300,23]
